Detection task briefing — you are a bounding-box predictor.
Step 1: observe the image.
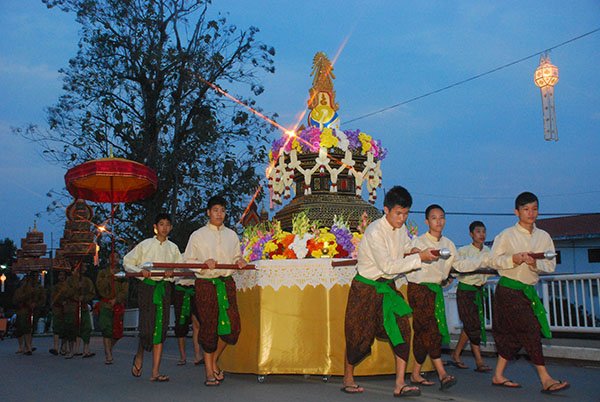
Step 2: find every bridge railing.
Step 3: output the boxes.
[477,273,600,334]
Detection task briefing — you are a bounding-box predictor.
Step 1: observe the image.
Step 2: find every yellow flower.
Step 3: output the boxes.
[263,241,278,254]
[320,127,339,148]
[292,139,302,152]
[358,132,372,154]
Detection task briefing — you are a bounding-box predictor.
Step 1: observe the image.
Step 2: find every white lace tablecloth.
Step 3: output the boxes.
[233,259,357,291]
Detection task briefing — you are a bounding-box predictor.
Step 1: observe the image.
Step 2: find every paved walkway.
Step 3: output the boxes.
[1,335,599,401]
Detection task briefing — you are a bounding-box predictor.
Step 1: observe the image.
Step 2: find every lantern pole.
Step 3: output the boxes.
[534,52,559,141]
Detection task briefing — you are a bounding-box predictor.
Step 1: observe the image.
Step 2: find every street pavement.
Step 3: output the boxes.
[1,335,599,402]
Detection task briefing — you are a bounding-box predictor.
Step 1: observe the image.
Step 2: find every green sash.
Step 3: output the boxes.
[354,274,412,346]
[143,278,166,344]
[200,277,231,336]
[498,276,551,339]
[175,285,195,325]
[457,282,487,344]
[421,282,450,344]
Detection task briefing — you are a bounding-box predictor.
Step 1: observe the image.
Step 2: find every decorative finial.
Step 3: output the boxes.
[308,52,340,129]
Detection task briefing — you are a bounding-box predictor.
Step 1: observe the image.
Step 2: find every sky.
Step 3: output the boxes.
[1,0,599,250]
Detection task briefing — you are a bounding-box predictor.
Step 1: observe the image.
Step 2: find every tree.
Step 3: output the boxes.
[17,0,276,249]
[0,238,17,267]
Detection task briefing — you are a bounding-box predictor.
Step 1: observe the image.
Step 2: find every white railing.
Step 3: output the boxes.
[479,273,600,334]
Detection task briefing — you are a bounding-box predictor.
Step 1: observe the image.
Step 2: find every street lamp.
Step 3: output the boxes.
[534,53,559,141]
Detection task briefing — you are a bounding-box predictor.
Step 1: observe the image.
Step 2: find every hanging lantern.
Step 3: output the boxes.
[534,53,559,141]
[0,273,6,292]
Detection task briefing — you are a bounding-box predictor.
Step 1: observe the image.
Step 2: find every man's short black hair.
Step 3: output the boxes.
[425,204,445,220]
[469,220,486,233]
[515,192,538,209]
[384,186,413,210]
[207,195,227,211]
[154,213,172,225]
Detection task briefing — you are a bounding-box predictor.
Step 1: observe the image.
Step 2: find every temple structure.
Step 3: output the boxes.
[269,52,383,230]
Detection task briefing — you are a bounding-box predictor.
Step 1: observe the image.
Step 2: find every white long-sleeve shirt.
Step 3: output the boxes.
[454,244,492,287]
[183,223,242,279]
[406,232,486,285]
[490,222,556,285]
[357,216,421,283]
[123,236,182,282]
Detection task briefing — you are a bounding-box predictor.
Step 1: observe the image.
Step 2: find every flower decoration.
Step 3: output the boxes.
[406,219,418,239]
[270,127,386,162]
[242,213,369,261]
[307,229,339,259]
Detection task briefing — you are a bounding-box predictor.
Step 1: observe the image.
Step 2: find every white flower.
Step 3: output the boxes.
[334,129,349,152]
[289,233,312,259]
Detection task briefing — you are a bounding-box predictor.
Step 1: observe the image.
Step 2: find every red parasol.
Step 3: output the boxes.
[64,157,158,271]
[65,157,157,203]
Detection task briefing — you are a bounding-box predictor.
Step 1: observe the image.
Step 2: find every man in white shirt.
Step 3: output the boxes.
[342,186,437,398]
[183,195,247,387]
[406,204,488,390]
[490,192,569,394]
[450,221,492,372]
[124,213,181,382]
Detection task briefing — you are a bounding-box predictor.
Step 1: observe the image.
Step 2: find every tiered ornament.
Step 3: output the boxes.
[269,52,385,230]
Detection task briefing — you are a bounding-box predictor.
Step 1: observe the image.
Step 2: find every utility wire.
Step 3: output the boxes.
[346,27,600,124]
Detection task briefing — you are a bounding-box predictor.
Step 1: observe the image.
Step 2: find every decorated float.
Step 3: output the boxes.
[221,53,429,380]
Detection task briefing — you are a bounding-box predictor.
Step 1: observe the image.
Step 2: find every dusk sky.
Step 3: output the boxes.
[1,0,599,250]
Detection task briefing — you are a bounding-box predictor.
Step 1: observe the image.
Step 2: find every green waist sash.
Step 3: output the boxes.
[199,277,231,336]
[498,276,551,339]
[142,278,167,344]
[421,282,450,345]
[457,282,487,344]
[175,284,195,325]
[354,274,412,346]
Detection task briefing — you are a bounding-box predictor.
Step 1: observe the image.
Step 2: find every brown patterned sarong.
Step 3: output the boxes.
[457,286,483,346]
[344,278,411,365]
[137,280,172,352]
[195,277,240,353]
[492,284,544,365]
[408,282,442,364]
[173,285,198,338]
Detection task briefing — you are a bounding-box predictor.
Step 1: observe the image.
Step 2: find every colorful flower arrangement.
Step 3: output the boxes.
[269,127,387,163]
[242,212,368,261]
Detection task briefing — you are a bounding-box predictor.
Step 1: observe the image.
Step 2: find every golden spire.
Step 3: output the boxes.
[307,52,340,128]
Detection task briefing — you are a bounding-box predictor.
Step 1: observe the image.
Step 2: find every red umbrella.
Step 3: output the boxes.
[65,157,157,203]
[65,157,158,270]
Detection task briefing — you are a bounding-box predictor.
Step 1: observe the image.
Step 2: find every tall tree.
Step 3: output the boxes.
[17,0,276,248]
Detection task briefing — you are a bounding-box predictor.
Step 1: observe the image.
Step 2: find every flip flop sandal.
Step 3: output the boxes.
[194,359,205,365]
[131,356,142,377]
[410,379,435,386]
[340,384,364,394]
[449,360,469,369]
[214,369,225,381]
[150,374,170,382]
[474,365,492,373]
[394,384,421,397]
[440,375,457,391]
[541,380,570,394]
[491,380,521,388]
[204,378,220,387]
[177,359,186,366]
[105,359,114,365]
[82,352,96,358]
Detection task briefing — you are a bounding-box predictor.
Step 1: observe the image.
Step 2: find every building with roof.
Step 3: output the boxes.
[536,213,600,274]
